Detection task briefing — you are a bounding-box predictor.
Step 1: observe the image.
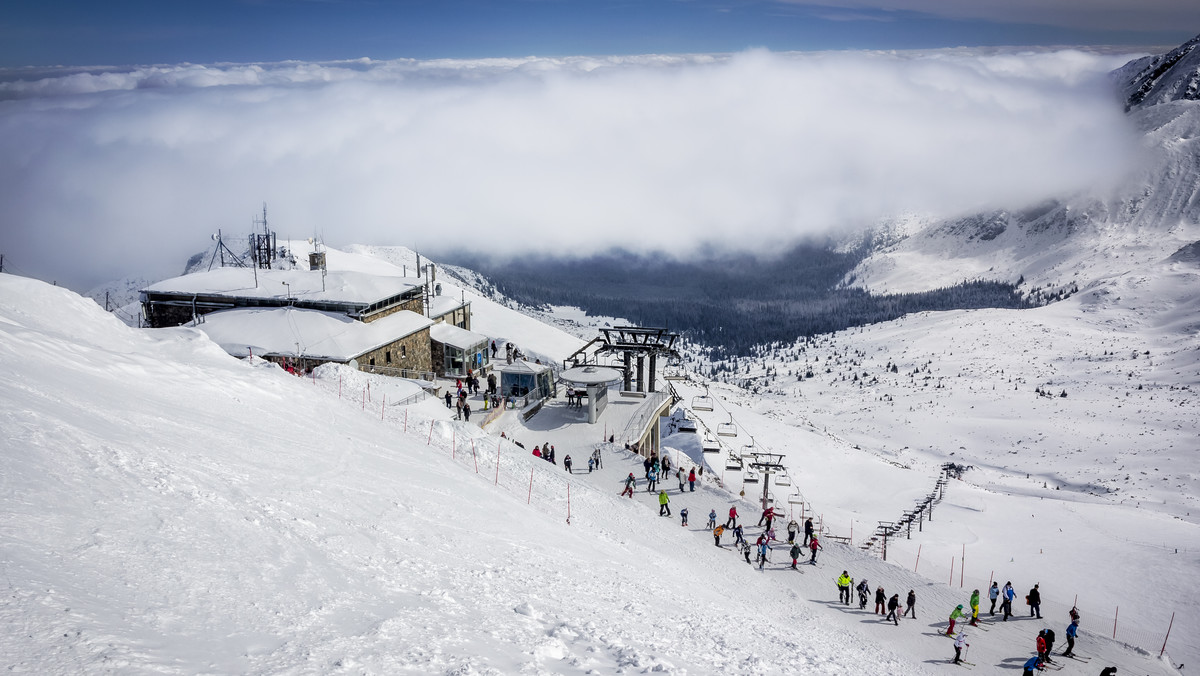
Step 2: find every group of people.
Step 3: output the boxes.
[531,443,557,464]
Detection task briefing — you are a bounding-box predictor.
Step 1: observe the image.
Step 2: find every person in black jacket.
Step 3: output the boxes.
[1028,583,1042,619]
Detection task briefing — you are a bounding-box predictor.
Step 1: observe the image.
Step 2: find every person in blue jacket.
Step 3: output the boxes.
[1022,655,1043,675]
[1063,619,1078,657]
[1002,581,1016,621]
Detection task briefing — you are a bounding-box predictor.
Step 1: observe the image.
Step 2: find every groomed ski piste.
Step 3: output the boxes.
[1,257,1190,674]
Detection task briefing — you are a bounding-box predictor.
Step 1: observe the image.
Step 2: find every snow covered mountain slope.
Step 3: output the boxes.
[847,34,1200,305]
[1,271,1180,675]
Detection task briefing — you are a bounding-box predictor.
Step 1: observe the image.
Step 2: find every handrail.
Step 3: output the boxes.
[358,364,437,383]
[620,391,672,445]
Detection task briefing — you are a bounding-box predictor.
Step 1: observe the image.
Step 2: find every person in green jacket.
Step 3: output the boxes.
[947,604,965,635]
[658,490,671,517]
[969,589,981,626]
[837,571,852,604]
[790,542,802,569]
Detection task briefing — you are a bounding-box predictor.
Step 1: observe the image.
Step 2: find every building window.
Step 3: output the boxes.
[401,345,407,359]
[386,350,392,364]
[370,357,375,367]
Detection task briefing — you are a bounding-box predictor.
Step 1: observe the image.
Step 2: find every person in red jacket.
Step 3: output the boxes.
[1036,631,1047,663]
[758,505,776,528]
[726,506,739,529]
[688,468,696,491]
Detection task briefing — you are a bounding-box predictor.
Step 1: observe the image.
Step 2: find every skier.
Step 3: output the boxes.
[989,582,1000,616]
[875,586,887,615]
[786,519,799,544]
[733,524,747,548]
[1021,655,1044,675]
[969,589,981,626]
[837,571,852,604]
[758,505,775,529]
[563,455,572,473]
[1062,619,1078,657]
[903,589,917,619]
[886,594,901,625]
[953,631,969,664]
[856,579,870,609]
[808,535,821,563]
[658,490,671,516]
[1036,630,1048,663]
[803,517,814,546]
[713,524,725,547]
[1028,583,1042,619]
[1003,581,1015,621]
[947,604,965,635]
[647,466,658,493]
[790,542,803,569]
[621,473,636,498]
[726,506,739,529]
[680,507,689,527]
[1043,628,1056,663]
[757,537,771,570]
[740,539,752,564]
[707,509,717,529]
[688,468,696,491]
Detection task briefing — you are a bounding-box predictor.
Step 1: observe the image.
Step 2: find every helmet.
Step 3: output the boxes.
[956,604,963,609]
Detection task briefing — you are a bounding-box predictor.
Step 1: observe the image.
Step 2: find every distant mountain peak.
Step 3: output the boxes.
[1118,32,1200,111]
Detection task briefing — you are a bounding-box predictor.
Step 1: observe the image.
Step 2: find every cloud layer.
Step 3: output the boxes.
[0,49,1141,289]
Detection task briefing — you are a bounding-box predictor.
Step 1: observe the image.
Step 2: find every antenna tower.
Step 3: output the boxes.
[248,203,276,270]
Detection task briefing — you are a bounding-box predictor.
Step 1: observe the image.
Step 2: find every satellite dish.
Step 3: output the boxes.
[211,233,218,241]
[435,283,442,296]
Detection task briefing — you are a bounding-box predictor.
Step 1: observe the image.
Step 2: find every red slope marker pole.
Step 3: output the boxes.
[1160,611,1174,657]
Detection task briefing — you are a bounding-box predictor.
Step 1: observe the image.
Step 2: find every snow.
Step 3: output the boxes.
[145,266,421,305]
[196,306,434,360]
[1,270,1183,674]
[429,322,488,350]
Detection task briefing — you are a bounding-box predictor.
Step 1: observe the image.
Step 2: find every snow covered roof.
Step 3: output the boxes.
[427,295,467,318]
[196,307,433,361]
[145,267,422,306]
[499,359,551,375]
[429,322,487,350]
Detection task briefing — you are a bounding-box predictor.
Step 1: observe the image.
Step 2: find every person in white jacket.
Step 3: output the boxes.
[953,631,969,664]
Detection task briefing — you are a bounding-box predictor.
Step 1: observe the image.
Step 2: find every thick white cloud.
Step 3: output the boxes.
[0,49,1141,289]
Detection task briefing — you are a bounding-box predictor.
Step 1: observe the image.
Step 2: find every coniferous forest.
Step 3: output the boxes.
[441,242,1037,357]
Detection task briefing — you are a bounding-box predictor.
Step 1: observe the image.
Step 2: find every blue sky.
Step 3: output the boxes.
[2,0,1197,68]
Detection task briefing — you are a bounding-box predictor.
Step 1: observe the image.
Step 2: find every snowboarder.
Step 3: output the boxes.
[1003,581,1015,621]
[563,455,572,472]
[969,589,981,625]
[837,571,852,604]
[1063,619,1078,657]
[707,509,717,529]
[1028,584,1042,619]
[808,535,821,563]
[713,524,725,547]
[786,519,799,543]
[856,579,870,609]
[803,517,814,546]
[688,468,696,491]
[903,589,917,618]
[953,631,969,664]
[790,542,803,569]
[875,586,887,614]
[621,473,635,498]
[947,604,965,635]
[989,582,1000,616]
[680,507,689,527]
[726,506,739,529]
[1021,655,1043,675]
[658,490,671,516]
